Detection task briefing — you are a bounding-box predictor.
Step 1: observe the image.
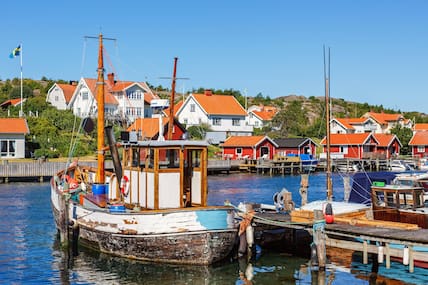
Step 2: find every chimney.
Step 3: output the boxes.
[107,73,115,87]
[204,89,213,96]
[69,80,78,86]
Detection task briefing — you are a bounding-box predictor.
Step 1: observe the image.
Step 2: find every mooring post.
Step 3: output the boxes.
[343,176,351,202]
[409,245,414,273]
[300,174,309,206]
[58,193,70,247]
[385,243,390,269]
[313,210,326,270]
[363,240,368,264]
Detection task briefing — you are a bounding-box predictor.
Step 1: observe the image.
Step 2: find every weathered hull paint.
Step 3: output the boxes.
[51,183,237,265]
[78,226,237,265]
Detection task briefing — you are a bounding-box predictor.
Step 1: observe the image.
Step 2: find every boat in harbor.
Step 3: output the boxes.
[50,34,237,265]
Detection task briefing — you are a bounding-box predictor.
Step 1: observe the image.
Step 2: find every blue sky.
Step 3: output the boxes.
[2,1,428,112]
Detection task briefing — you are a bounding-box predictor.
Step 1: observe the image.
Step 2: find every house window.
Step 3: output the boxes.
[232,118,240,126]
[82,92,88,100]
[340,146,348,154]
[213,118,221,126]
[236,148,242,155]
[255,121,259,127]
[55,95,59,102]
[184,118,188,124]
[418,146,425,153]
[190,104,195,112]
[0,140,16,157]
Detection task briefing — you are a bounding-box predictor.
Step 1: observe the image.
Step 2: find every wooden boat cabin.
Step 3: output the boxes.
[106,139,209,210]
[371,183,428,228]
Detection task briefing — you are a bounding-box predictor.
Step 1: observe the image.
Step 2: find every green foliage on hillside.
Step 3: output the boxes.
[1,78,427,158]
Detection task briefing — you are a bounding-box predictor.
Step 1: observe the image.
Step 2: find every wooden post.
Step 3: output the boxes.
[300,174,309,206]
[58,194,69,247]
[409,245,414,273]
[343,176,351,202]
[385,243,390,269]
[313,210,326,270]
[363,240,368,264]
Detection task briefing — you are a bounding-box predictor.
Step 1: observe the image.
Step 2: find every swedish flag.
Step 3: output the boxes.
[9,45,21,58]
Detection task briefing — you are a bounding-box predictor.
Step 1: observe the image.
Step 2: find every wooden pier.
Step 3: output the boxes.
[0,160,107,182]
[0,159,235,182]
[251,210,428,273]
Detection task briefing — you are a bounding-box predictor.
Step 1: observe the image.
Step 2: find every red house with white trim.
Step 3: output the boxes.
[409,131,428,158]
[221,135,278,160]
[320,133,401,159]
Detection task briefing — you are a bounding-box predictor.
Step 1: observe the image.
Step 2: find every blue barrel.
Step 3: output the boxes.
[92,184,106,195]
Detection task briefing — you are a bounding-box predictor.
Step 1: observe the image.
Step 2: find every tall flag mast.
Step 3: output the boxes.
[9,44,23,117]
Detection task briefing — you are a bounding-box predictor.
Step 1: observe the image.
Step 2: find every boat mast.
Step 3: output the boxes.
[324,46,333,201]
[167,57,178,140]
[96,34,106,184]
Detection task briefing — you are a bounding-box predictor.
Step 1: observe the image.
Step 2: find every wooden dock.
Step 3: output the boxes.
[251,211,428,273]
[0,159,235,182]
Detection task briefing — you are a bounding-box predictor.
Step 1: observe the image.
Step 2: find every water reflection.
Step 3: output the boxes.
[52,239,312,285]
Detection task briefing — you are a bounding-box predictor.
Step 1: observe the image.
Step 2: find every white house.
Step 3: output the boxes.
[68,78,118,118]
[106,73,158,123]
[175,90,253,140]
[46,82,77,110]
[0,118,29,159]
[55,74,157,123]
[330,117,378,134]
[247,105,278,128]
[361,111,413,134]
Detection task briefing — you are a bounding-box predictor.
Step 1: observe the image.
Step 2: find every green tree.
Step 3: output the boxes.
[187,124,211,140]
[271,100,308,137]
[9,85,33,99]
[390,125,413,155]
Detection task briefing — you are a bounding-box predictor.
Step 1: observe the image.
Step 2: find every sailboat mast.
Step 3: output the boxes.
[324,46,333,201]
[96,34,105,184]
[167,57,178,140]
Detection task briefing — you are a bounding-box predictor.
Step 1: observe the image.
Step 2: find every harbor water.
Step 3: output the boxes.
[0,172,427,284]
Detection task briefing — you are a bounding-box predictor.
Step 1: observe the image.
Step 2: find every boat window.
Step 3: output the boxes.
[191,150,201,167]
[385,192,397,207]
[148,149,155,169]
[159,149,179,169]
[374,190,385,206]
[132,149,139,167]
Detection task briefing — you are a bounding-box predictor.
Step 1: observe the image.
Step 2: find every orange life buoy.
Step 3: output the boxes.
[64,174,79,190]
[120,175,130,197]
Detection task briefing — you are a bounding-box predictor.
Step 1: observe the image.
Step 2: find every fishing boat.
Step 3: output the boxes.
[50,34,237,265]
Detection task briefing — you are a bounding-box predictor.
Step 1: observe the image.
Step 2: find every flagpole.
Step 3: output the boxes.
[20,43,23,117]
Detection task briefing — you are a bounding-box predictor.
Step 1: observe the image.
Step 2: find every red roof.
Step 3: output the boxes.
[372,133,397,147]
[0,118,29,134]
[127,117,168,138]
[222,135,273,147]
[57,83,77,103]
[252,109,277,121]
[363,112,403,124]
[191,93,247,116]
[84,78,118,105]
[409,131,428,145]
[414,124,428,132]
[0,98,25,108]
[320,133,371,145]
[164,101,184,117]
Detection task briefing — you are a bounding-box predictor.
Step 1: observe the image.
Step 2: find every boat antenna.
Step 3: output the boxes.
[84,34,116,184]
[324,45,333,201]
